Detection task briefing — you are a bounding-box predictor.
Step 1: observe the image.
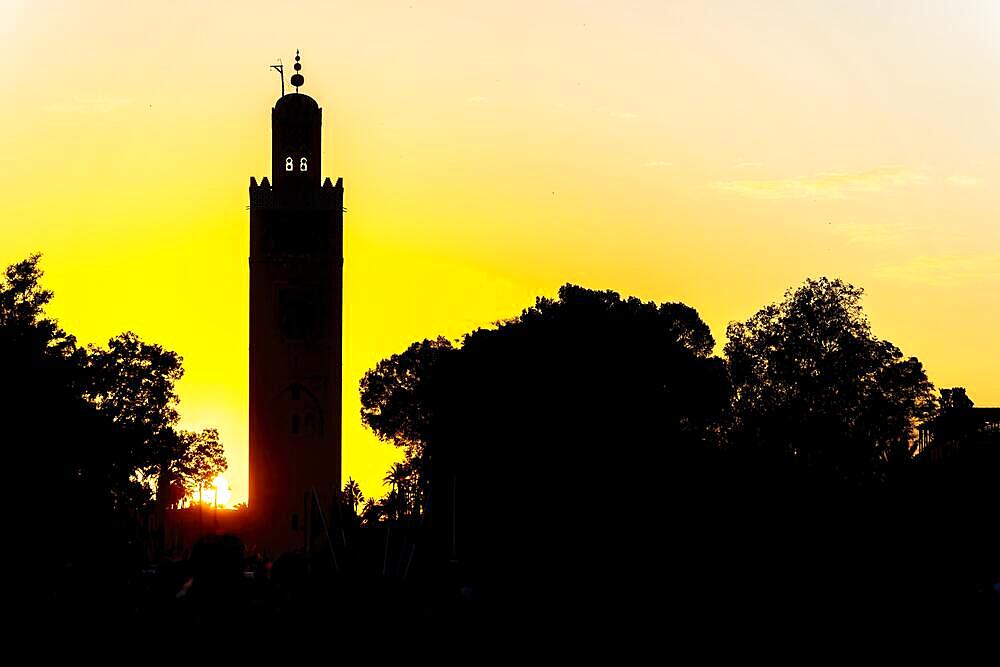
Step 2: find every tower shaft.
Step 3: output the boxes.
[248,85,343,557]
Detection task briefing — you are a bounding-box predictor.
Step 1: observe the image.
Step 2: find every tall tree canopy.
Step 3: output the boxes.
[0,254,119,505]
[432,284,730,472]
[360,336,454,456]
[361,285,728,460]
[360,284,732,604]
[168,427,227,507]
[725,277,935,476]
[0,254,226,581]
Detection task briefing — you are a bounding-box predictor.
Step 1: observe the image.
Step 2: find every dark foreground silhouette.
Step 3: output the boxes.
[357,281,998,637]
[4,258,998,641]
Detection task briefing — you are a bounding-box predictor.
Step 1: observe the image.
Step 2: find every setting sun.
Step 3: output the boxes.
[195,475,233,509]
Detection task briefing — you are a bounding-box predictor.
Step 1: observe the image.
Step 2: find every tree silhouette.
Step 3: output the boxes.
[342,477,364,515]
[82,332,227,509]
[1,254,130,503]
[172,428,227,506]
[381,461,420,519]
[939,386,974,411]
[0,254,226,608]
[725,277,935,478]
[361,336,453,458]
[84,331,184,491]
[359,497,384,525]
[361,337,451,520]
[1,254,147,606]
[361,283,732,609]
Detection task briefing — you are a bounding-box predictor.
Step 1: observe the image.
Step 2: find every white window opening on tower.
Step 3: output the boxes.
[300,157,308,172]
[285,157,294,171]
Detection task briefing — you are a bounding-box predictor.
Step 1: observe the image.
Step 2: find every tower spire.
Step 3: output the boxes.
[290,49,304,92]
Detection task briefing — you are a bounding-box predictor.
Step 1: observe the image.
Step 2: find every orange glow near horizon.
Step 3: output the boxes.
[192,476,233,509]
[2,2,997,506]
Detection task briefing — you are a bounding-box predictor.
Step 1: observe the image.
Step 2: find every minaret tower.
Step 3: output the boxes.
[249,51,343,556]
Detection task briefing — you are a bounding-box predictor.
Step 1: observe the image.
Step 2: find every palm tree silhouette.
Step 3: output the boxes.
[383,462,412,519]
[342,477,364,514]
[360,497,382,525]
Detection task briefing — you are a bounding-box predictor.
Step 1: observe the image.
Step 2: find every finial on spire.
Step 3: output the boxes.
[290,49,304,91]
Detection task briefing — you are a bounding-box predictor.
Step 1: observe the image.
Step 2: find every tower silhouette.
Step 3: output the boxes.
[249,51,343,556]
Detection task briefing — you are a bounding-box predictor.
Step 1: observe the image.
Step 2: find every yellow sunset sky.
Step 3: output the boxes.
[2,1,997,505]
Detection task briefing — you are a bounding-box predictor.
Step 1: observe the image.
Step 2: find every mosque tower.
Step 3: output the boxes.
[248,51,343,556]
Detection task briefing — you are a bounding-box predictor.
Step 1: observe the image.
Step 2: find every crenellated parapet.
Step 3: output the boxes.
[250,175,343,211]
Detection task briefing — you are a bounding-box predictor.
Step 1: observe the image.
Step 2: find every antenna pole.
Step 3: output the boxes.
[270,62,285,97]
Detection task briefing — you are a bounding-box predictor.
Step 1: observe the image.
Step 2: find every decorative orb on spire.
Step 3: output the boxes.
[290,49,304,90]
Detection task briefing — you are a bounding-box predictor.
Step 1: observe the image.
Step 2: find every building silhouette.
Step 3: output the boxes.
[248,52,343,556]
[916,407,1000,461]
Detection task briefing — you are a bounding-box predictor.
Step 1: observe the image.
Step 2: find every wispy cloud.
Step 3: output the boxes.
[735,161,764,168]
[614,112,638,120]
[831,221,907,244]
[876,252,1000,287]
[715,166,929,199]
[947,175,984,188]
[467,96,489,104]
[45,96,131,113]
[644,160,673,168]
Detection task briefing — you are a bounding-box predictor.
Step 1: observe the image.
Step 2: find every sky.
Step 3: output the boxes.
[2,1,998,505]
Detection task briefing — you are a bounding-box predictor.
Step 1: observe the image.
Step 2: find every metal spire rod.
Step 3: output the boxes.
[270,60,285,97]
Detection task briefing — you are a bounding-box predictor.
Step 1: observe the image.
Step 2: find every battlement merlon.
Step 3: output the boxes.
[249,175,344,210]
[249,176,343,190]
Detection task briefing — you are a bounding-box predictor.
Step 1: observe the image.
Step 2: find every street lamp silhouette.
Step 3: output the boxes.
[211,479,219,525]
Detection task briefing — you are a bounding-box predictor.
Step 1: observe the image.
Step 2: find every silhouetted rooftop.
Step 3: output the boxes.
[274,92,319,113]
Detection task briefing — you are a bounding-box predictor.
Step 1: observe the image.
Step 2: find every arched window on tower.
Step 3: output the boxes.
[300,157,308,172]
[281,383,324,438]
[285,157,294,171]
